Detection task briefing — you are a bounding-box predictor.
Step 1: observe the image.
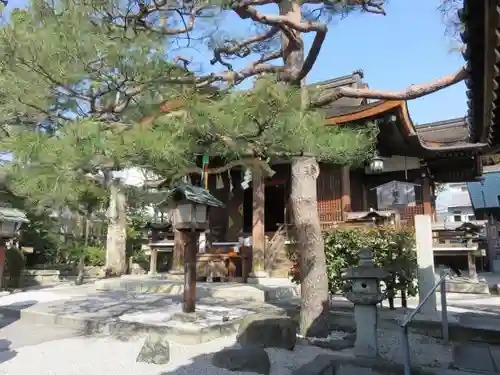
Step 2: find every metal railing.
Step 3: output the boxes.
[400,271,450,375]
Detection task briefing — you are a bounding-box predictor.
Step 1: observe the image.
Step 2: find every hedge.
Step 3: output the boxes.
[289,226,418,308]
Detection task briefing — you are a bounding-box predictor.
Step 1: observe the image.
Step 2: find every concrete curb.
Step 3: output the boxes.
[0,305,242,345]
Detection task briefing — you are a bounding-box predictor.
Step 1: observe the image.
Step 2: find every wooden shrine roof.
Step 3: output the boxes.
[324,100,486,158]
[461,0,500,149]
[416,118,469,144]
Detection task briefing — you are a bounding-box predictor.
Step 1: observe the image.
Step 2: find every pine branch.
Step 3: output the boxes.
[122,2,210,35]
[310,65,467,107]
[210,27,280,70]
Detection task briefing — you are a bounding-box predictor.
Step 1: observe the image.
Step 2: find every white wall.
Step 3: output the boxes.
[113,167,157,187]
[445,206,475,223]
[436,182,473,224]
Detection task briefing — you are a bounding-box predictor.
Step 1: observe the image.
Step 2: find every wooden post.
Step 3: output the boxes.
[182,230,198,313]
[361,183,369,211]
[0,239,5,290]
[241,245,249,283]
[173,230,184,271]
[341,166,351,220]
[251,169,266,276]
[149,248,158,275]
[422,175,433,217]
[467,251,477,279]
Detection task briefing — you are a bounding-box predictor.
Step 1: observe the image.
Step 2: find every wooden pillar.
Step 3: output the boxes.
[467,251,477,279]
[172,230,184,271]
[182,230,198,313]
[226,171,244,240]
[361,183,369,211]
[0,239,5,290]
[251,169,266,276]
[341,166,351,219]
[422,174,433,217]
[149,248,158,275]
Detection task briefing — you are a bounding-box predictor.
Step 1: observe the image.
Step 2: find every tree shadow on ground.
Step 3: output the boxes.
[0,299,38,328]
[158,341,240,375]
[155,332,330,375]
[0,300,40,365]
[0,339,16,364]
[150,300,345,375]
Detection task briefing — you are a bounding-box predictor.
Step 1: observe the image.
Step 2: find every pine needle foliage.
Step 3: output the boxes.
[148,78,378,172]
[0,0,189,128]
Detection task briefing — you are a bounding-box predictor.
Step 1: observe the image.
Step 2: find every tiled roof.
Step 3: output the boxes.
[0,207,28,223]
[466,172,500,212]
[461,0,500,148]
[311,70,367,116]
[322,101,382,119]
[415,118,469,145]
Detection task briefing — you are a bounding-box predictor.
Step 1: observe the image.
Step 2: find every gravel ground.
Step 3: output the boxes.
[0,328,452,375]
[377,330,452,367]
[0,330,334,375]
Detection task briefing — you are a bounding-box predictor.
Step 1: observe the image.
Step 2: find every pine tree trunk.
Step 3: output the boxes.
[279,0,330,336]
[290,156,329,336]
[105,178,127,276]
[75,216,90,285]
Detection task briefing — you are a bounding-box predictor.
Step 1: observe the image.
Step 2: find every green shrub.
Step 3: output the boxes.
[290,226,418,304]
[84,246,105,267]
[58,245,105,267]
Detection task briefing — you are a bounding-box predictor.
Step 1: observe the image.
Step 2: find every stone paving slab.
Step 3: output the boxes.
[0,290,287,345]
[0,318,83,350]
[490,346,500,372]
[452,343,497,372]
[452,342,500,373]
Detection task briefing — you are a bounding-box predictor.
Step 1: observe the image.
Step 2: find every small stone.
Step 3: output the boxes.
[136,334,170,365]
[212,346,270,375]
[237,314,297,350]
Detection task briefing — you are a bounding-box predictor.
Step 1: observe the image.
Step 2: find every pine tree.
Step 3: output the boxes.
[0,0,192,275]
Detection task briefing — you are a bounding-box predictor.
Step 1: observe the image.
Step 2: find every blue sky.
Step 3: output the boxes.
[303,0,465,125]
[5,0,465,125]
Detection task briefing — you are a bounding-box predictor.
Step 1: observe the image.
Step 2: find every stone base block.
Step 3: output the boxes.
[445,279,490,294]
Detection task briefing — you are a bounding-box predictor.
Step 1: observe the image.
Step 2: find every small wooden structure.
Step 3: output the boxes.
[340,210,398,228]
[146,222,175,274]
[432,222,485,279]
[197,241,250,282]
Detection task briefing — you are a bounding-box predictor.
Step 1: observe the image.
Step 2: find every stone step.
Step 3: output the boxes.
[95,278,300,302]
[445,279,490,295]
[452,343,500,373]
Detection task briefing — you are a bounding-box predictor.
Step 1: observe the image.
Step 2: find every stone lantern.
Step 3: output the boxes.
[0,207,29,289]
[367,153,384,174]
[171,183,225,313]
[342,248,388,358]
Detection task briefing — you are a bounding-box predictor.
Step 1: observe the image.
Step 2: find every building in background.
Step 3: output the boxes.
[466,165,500,272]
[436,183,476,225]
